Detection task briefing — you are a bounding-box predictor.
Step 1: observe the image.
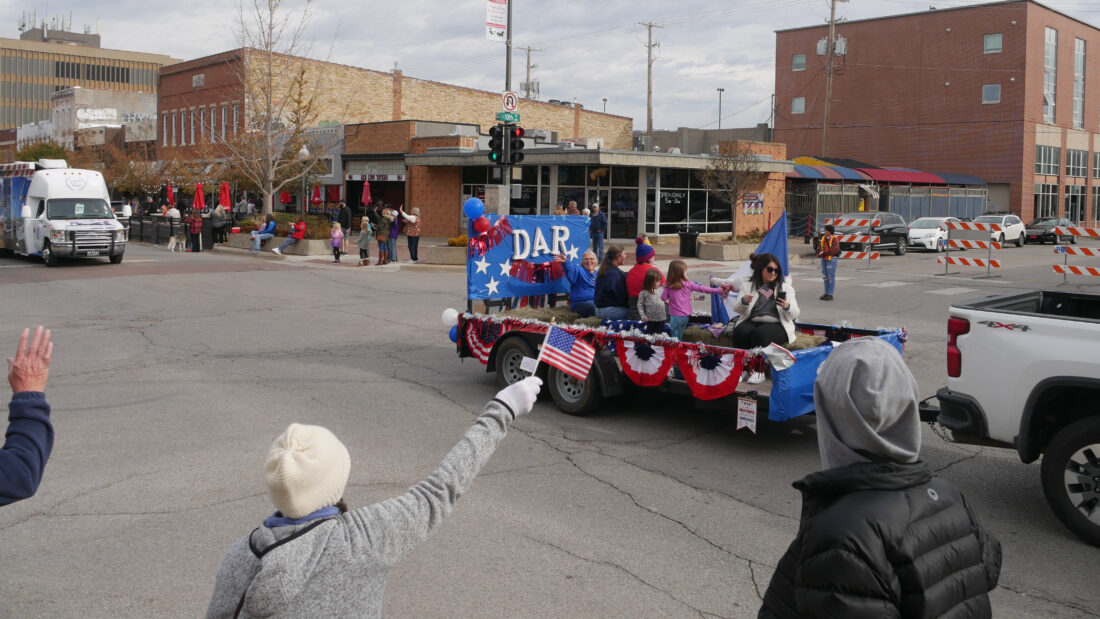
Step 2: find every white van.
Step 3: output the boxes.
[0,159,129,266]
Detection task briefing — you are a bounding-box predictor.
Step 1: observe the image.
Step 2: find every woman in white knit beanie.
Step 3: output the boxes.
[206,377,542,619]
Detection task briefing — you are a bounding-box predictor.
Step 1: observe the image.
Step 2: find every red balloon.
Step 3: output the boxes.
[473,216,492,233]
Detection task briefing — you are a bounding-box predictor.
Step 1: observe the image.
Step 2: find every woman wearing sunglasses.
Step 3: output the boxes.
[729,253,800,350]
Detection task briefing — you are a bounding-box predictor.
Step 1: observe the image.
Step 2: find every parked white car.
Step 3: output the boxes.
[973,213,1026,247]
[907,216,960,252]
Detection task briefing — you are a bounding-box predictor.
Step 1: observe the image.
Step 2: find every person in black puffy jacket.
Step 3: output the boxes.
[759,337,1001,619]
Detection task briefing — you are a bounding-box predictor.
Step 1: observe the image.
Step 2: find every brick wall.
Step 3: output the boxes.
[344,122,416,154]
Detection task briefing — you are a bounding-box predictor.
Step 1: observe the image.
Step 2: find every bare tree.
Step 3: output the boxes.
[220,0,334,215]
[696,141,770,233]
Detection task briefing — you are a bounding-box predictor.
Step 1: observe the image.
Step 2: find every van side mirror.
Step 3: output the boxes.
[122,204,132,217]
[20,205,32,219]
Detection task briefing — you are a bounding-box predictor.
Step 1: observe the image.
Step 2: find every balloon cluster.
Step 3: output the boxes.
[463,198,491,233]
[442,308,460,343]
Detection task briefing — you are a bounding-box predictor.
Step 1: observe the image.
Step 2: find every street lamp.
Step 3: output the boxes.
[717,88,724,130]
[298,144,310,215]
[602,97,607,113]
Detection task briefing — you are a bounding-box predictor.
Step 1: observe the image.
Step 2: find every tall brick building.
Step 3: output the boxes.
[775,0,1100,224]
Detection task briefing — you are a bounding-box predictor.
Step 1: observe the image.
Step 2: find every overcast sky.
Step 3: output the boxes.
[6,0,1100,132]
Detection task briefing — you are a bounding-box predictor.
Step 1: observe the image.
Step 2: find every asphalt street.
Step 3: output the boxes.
[0,238,1097,618]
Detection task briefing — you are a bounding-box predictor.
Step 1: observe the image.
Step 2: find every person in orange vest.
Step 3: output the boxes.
[817,224,840,301]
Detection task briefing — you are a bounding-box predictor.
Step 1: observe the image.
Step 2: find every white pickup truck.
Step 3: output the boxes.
[924,290,1100,546]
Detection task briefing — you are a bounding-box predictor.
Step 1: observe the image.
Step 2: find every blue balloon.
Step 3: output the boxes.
[448,325,459,343]
[463,198,485,220]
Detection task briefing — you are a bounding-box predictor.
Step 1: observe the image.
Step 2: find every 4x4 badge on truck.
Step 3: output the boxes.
[977,320,1031,331]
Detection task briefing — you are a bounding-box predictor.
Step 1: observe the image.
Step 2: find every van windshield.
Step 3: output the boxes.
[46,199,113,220]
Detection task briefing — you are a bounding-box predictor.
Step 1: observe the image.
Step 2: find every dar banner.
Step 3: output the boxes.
[467,215,590,300]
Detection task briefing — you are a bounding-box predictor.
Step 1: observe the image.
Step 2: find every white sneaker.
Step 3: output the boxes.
[272,247,281,255]
[747,371,766,385]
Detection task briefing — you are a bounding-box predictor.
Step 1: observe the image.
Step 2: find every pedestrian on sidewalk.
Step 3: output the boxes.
[817,224,840,301]
[204,377,542,619]
[589,203,608,262]
[211,205,228,245]
[2,326,54,507]
[399,206,421,263]
[273,216,306,256]
[386,204,400,263]
[337,202,352,255]
[330,222,344,263]
[251,214,277,252]
[356,216,372,265]
[758,338,1001,618]
[371,205,391,265]
[185,209,204,252]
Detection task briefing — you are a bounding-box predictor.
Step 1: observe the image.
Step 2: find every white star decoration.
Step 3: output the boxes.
[499,260,512,277]
[486,278,500,295]
[474,257,490,274]
[565,244,579,261]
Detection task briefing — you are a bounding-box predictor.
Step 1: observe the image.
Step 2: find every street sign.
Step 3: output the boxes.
[496,112,521,122]
[502,91,518,112]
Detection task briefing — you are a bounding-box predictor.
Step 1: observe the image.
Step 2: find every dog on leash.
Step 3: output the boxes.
[165,229,188,252]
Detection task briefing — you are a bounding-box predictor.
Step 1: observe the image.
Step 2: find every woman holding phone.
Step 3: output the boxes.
[729,253,800,350]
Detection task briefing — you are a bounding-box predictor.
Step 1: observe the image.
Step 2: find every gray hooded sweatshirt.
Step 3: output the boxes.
[206,400,515,618]
[812,337,921,469]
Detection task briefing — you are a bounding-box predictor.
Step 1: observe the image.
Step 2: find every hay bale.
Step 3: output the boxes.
[574,317,603,328]
[788,332,828,350]
[681,325,736,347]
[499,306,580,323]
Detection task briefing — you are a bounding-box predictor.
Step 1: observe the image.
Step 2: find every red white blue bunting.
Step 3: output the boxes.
[616,340,676,387]
[676,345,747,401]
[465,320,506,362]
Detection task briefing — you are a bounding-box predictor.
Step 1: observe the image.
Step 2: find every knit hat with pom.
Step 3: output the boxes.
[635,236,655,262]
[264,423,351,518]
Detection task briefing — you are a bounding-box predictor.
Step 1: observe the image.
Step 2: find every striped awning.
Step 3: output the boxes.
[934,172,986,186]
[787,164,872,181]
[856,167,946,184]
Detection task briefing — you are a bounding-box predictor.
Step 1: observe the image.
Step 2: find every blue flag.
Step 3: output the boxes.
[711,213,791,323]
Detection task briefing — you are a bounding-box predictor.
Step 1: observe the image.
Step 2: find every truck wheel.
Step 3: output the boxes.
[494,337,534,389]
[1040,417,1100,546]
[109,253,124,264]
[547,366,603,416]
[894,237,906,256]
[41,241,58,267]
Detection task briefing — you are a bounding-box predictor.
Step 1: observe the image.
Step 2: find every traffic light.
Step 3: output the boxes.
[487,124,505,164]
[508,125,525,164]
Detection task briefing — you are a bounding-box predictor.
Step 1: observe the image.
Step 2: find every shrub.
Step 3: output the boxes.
[447,235,468,247]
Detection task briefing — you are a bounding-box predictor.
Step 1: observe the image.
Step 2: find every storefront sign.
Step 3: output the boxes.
[345,174,405,182]
[742,193,764,215]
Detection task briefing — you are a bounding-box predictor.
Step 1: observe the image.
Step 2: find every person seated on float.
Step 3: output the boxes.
[729,252,800,349]
[625,236,664,320]
[594,244,629,320]
[553,251,598,317]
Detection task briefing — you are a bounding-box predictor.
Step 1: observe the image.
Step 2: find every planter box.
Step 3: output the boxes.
[419,244,467,265]
[697,241,804,265]
[225,234,332,256]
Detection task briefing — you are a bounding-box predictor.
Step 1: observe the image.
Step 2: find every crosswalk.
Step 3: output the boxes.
[788,265,982,297]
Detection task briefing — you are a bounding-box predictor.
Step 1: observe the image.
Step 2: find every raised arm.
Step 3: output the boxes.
[1,327,54,506]
[344,378,541,566]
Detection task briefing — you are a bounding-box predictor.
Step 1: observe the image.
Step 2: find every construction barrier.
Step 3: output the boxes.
[839,251,880,260]
[1052,227,1100,281]
[826,218,880,228]
[941,221,1003,278]
[836,235,879,244]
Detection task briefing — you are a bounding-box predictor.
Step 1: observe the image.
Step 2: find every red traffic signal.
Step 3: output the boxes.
[509,126,525,164]
[510,127,525,138]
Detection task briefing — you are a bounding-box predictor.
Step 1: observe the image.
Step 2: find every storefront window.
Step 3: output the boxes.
[658,189,688,234]
[512,184,538,215]
[587,166,610,187]
[462,167,488,184]
[660,168,690,188]
[708,195,732,232]
[688,190,709,225]
[645,189,657,234]
[612,167,639,187]
[558,187,585,209]
[610,188,638,238]
[558,165,586,186]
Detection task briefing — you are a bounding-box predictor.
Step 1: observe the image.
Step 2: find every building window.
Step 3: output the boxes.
[163,114,168,147]
[1066,185,1085,222]
[171,112,177,146]
[210,107,216,140]
[200,108,206,139]
[1074,38,1086,130]
[984,33,1002,54]
[1036,145,1060,175]
[221,106,227,140]
[190,110,195,145]
[792,54,806,71]
[232,104,239,135]
[1092,186,1100,222]
[1035,183,1058,218]
[1044,27,1057,123]
[1093,152,1100,178]
[791,97,805,115]
[982,84,1001,104]
[1066,149,1087,177]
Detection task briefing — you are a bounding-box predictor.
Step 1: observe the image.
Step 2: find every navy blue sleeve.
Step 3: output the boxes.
[0,392,54,506]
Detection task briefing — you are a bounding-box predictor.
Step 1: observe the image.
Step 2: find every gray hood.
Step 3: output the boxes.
[813,338,921,469]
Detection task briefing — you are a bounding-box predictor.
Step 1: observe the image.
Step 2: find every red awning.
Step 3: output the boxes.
[855,167,946,184]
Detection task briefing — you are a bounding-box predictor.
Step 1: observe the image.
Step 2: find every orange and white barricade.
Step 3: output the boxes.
[941,221,1003,278]
[826,219,882,269]
[1052,227,1100,281]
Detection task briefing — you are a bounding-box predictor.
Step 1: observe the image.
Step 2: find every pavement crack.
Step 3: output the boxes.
[998,583,1100,616]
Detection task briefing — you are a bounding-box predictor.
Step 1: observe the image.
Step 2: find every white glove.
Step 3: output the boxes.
[493,376,543,418]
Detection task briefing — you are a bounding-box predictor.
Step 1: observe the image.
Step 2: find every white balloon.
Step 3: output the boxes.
[441,308,460,327]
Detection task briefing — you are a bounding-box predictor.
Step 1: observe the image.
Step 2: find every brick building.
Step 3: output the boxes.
[775,0,1100,224]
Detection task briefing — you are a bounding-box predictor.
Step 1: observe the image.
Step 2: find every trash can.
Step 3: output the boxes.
[678,226,699,257]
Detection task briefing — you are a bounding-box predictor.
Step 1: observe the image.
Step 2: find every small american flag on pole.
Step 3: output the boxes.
[538,326,596,381]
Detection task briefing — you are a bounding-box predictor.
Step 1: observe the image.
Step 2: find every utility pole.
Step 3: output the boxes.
[521,45,541,99]
[822,0,846,156]
[505,0,513,92]
[502,1,514,215]
[717,87,724,130]
[640,21,664,150]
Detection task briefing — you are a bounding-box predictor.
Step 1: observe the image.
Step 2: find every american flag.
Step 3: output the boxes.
[538,326,596,381]
[758,287,774,299]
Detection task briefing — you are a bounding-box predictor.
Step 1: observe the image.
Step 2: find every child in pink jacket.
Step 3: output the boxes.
[661,259,726,340]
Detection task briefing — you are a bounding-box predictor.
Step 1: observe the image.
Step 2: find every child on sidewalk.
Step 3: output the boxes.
[330,222,344,264]
[661,260,726,340]
[637,268,668,335]
[357,217,372,266]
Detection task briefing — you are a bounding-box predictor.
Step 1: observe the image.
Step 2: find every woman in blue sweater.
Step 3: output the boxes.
[594,244,629,319]
[554,251,598,317]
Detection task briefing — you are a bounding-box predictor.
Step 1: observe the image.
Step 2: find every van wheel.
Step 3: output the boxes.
[548,366,603,416]
[494,337,534,388]
[1040,417,1100,546]
[41,241,58,267]
[109,253,124,264]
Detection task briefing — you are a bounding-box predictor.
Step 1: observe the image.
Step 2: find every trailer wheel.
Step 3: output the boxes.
[494,337,534,389]
[1040,417,1100,546]
[547,366,603,416]
[109,252,124,264]
[41,241,58,267]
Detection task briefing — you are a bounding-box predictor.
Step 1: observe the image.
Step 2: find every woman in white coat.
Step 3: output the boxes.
[729,253,800,349]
